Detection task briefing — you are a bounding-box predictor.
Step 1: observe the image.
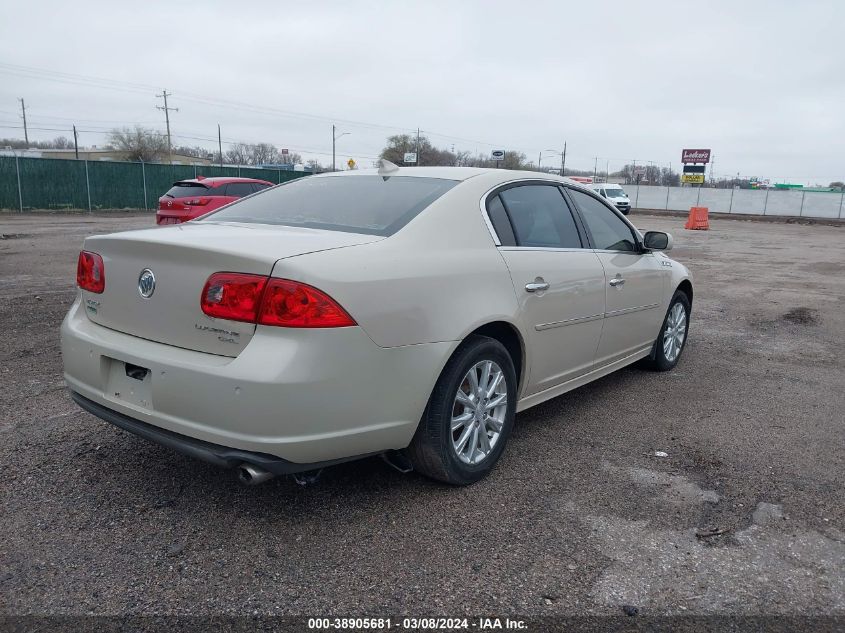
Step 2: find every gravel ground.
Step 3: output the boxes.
[1,211,843,621]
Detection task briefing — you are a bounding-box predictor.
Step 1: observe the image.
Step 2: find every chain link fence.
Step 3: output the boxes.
[0,156,308,212]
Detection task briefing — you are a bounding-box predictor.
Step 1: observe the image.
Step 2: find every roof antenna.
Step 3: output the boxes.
[377,158,399,181]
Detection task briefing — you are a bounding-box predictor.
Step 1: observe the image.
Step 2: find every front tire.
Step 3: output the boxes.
[409,335,517,485]
[643,290,690,371]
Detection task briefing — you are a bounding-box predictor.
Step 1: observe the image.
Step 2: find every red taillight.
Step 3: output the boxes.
[200,273,267,323]
[200,273,355,328]
[186,197,211,206]
[76,251,105,293]
[258,279,356,328]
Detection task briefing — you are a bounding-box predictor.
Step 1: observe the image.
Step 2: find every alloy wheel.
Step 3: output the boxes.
[663,302,687,363]
[451,360,508,465]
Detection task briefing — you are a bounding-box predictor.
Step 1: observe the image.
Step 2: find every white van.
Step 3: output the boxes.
[589,183,631,215]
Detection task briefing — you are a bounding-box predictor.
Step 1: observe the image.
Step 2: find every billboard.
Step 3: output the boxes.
[681,173,705,184]
[683,164,706,174]
[681,149,711,164]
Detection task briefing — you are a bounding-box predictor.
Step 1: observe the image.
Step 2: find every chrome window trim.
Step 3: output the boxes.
[499,246,586,254]
[590,248,653,256]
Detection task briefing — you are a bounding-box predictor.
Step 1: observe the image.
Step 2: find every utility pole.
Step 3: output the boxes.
[593,157,598,181]
[73,124,79,159]
[18,98,28,146]
[156,90,178,164]
[561,141,567,176]
[416,128,421,166]
[538,152,542,170]
[217,123,223,168]
[332,125,350,171]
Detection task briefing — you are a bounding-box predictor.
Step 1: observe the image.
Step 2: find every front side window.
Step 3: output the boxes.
[498,185,582,249]
[204,175,458,236]
[568,188,637,251]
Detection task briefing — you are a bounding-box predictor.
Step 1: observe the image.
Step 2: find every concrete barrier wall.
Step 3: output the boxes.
[627,184,844,219]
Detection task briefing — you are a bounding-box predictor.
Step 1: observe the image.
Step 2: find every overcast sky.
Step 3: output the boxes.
[1,0,842,184]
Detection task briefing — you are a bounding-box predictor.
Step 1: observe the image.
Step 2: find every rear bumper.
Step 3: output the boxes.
[70,391,370,474]
[61,297,454,464]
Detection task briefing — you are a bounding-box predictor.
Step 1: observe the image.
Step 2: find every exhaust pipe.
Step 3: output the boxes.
[237,463,274,486]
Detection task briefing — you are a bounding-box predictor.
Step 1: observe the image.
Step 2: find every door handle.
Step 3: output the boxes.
[609,277,626,287]
[525,280,550,293]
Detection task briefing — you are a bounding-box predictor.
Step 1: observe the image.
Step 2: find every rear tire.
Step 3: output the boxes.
[642,290,690,371]
[409,335,517,485]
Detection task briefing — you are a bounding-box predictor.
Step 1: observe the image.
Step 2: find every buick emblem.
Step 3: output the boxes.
[138,268,156,298]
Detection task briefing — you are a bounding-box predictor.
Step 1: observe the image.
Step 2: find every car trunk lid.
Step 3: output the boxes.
[81,222,381,357]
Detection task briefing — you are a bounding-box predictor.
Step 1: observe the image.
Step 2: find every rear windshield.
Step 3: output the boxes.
[202,175,458,236]
[164,183,211,198]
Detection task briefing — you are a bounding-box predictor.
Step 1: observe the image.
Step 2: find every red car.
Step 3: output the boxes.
[156,176,274,225]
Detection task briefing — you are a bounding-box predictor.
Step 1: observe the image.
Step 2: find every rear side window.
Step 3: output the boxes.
[204,175,458,236]
[568,188,637,251]
[164,183,209,199]
[226,182,256,197]
[498,185,582,248]
[486,195,516,246]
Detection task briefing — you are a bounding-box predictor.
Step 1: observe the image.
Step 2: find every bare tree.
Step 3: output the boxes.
[0,136,75,150]
[173,145,213,160]
[380,134,457,166]
[225,143,250,166]
[250,143,279,165]
[107,126,168,162]
[280,151,303,165]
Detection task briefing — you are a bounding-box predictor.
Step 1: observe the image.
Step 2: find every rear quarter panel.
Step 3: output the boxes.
[273,175,522,349]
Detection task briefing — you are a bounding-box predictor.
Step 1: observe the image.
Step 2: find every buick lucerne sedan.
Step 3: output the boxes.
[62,165,692,485]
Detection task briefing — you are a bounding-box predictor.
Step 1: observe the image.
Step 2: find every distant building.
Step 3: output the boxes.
[0,148,212,165]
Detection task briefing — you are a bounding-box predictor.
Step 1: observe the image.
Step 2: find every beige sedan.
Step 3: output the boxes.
[62,165,692,485]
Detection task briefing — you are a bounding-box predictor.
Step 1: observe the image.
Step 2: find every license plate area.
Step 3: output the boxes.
[105,357,153,409]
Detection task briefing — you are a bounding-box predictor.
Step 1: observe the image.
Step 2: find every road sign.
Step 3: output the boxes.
[347,158,356,169]
[681,149,711,164]
[681,173,705,184]
[491,149,505,161]
[281,148,289,155]
[403,152,417,164]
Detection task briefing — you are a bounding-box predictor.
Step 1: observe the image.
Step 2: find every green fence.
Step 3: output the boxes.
[0,156,309,211]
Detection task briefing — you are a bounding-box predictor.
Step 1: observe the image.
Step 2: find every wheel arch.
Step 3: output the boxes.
[464,320,526,392]
[676,279,693,308]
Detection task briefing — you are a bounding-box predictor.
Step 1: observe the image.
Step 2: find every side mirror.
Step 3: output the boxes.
[643,230,673,251]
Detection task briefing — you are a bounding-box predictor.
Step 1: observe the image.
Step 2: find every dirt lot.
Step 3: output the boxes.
[1,212,843,622]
